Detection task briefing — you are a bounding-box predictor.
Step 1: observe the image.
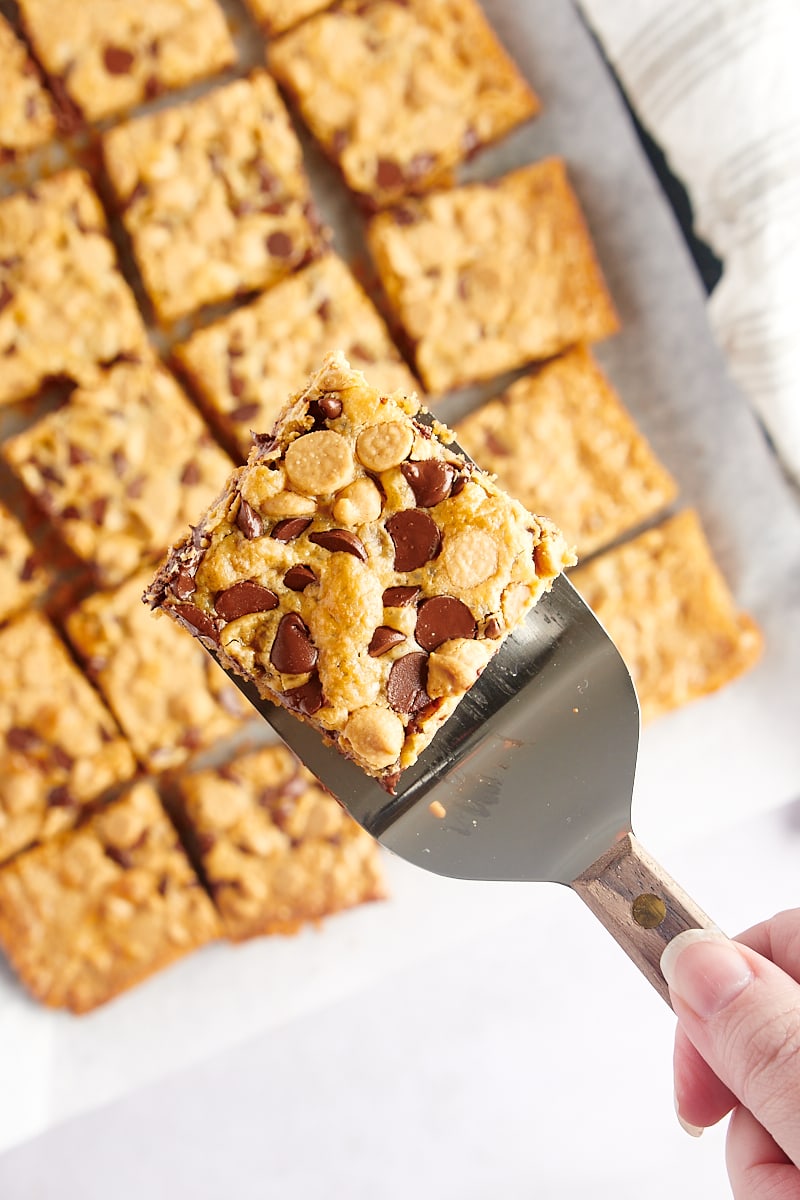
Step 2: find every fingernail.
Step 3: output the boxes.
[661,929,754,1019]
[674,1091,703,1138]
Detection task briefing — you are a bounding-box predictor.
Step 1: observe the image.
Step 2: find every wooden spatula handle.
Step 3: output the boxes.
[571,833,715,1006]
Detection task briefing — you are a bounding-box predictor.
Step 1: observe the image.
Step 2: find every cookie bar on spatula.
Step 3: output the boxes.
[145,354,574,791]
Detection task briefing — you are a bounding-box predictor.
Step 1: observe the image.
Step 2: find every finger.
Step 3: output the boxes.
[674,1024,737,1130]
[726,1104,800,1200]
[673,911,800,1134]
[662,929,800,1165]
[736,910,800,982]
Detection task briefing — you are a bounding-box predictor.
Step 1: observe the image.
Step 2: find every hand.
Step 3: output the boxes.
[661,910,800,1199]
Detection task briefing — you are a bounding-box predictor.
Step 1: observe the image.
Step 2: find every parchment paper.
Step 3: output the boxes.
[0,0,798,1153]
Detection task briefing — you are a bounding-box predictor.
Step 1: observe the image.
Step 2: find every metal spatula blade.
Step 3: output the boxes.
[223,573,714,1005]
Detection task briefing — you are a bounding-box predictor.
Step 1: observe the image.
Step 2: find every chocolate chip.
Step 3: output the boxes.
[283,672,324,715]
[105,845,133,869]
[368,626,406,656]
[68,443,89,466]
[462,125,481,157]
[20,554,38,582]
[266,231,294,258]
[270,613,318,674]
[271,516,311,542]
[311,394,343,420]
[215,581,278,621]
[51,745,74,771]
[228,368,246,398]
[385,509,441,571]
[89,497,108,525]
[400,460,456,507]
[103,45,135,74]
[236,497,263,539]
[6,726,40,753]
[484,431,510,456]
[174,602,219,644]
[393,207,417,226]
[415,596,476,652]
[376,158,404,190]
[484,616,502,639]
[349,342,375,364]
[283,564,316,591]
[382,585,420,607]
[0,282,13,314]
[47,785,75,808]
[230,402,261,425]
[173,568,197,600]
[308,529,367,560]
[387,652,430,714]
[126,475,146,499]
[181,460,201,486]
[144,74,163,100]
[450,472,468,497]
[316,298,332,321]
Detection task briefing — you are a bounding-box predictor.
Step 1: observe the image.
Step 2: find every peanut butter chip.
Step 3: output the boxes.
[332,478,383,526]
[344,707,405,769]
[285,431,354,495]
[356,422,414,472]
[442,531,498,589]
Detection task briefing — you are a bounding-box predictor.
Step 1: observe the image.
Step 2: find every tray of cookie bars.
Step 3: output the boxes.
[0,0,799,1146]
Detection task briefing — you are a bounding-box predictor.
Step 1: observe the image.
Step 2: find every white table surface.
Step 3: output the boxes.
[0,794,796,1200]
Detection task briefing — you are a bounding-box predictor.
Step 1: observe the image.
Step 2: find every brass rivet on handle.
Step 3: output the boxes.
[632,893,667,929]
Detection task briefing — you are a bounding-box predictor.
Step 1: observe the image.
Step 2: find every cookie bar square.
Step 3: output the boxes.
[177,745,385,940]
[455,348,678,557]
[0,781,220,1013]
[367,158,620,393]
[0,501,47,624]
[66,570,249,773]
[571,509,763,722]
[0,170,148,406]
[146,353,574,790]
[0,13,56,160]
[17,0,235,124]
[102,71,327,322]
[3,357,234,588]
[0,612,136,865]
[244,0,335,36]
[174,254,420,459]
[268,0,539,210]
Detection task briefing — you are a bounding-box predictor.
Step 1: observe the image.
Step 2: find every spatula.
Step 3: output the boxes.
[224,568,714,1006]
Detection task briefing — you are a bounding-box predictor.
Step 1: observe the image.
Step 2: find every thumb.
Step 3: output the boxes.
[661,928,800,1166]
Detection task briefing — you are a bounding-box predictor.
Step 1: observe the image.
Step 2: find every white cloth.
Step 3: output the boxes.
[580,0,800,485]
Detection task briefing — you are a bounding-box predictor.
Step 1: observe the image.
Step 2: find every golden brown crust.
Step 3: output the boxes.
[0,612,136,865]
[177,745,385,940]
[17,0,235,123]
[367,158,620,392]
[0,170,148,406]
[455,347,677,556]
[571,509,763,721]
[269,0,539,208]
[0,14,56,159]
[66,570,248,772]
[102,72,327,322]
[0,782,220,1013]
[174,254,420,459]
[0,502,47,624]
[3,358,234,588]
